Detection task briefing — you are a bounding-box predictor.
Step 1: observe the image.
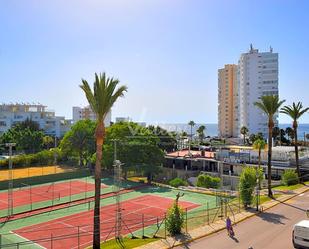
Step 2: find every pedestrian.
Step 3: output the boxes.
[226,216,234,237]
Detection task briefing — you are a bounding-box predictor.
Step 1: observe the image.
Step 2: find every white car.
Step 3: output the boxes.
[293,220,309,249]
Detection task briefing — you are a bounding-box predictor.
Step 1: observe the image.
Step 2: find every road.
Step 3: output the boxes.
[176,190,309,249]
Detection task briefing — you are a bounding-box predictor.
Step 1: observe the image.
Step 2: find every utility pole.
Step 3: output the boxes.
[54,136,57,166]
[112,139,123,244]
[6,143,16,217]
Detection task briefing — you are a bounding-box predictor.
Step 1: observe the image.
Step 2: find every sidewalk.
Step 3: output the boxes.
[136,184,309,249]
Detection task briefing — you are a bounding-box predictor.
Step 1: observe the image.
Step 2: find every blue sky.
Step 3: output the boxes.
[1,0,309,124]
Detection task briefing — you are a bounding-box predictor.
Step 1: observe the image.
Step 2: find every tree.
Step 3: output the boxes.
[197,125,206,143]
[43,136,55,150]
[272,127,280,146]
[166,199,185,235]
[188,121,195,154]
[240,126,249,145]
[239,167,258,208]
[80,72,127,249]
[254,95,285,197]
[60,120,96,166]
[148,125,177,152]
[0,121,44,153]
[253,139,266,189]
[285,127,295,143]
[249,132,264,144]
[281,102,309,182]
[100,122,164,182]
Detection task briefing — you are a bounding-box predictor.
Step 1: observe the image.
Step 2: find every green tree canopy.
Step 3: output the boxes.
[0,119,44,153]
[98,122,165,182]
[60,119,96,166]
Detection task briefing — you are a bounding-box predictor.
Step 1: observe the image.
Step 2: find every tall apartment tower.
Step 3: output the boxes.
[218,64,238,138]
[237,45,279,137]
[72,106,111,127]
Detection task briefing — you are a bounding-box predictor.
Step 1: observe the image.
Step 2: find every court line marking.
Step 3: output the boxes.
[12,231,46,249]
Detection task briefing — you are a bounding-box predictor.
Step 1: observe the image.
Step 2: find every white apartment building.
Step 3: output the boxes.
[237,45,279,137]
[72,106,111,127]
[0,103,72,137]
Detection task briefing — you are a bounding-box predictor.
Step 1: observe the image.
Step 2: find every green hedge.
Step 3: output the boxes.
[282,169,298,186]
[0,149,65,169]
[169,178,188,188]
[196,174,221,189]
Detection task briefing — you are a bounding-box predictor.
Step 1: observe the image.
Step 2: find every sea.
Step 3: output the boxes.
[153,123,309,140]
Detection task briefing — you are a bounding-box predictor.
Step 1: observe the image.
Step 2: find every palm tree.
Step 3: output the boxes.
[240,126,249,145]
[253,139,266,189]
[188,121,195,154]
[197,125,206,143]
[80,72,127,249]
[281,102,309,182]
[254,95,285,197]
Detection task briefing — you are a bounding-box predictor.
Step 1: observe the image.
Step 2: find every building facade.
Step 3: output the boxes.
[0,103,71,137]
[237,45,279,137]
[218,45,279,139]
[218,64,238,138]
[72,106,111,127]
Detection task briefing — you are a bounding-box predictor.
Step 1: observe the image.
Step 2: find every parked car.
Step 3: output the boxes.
[293,220,309,248]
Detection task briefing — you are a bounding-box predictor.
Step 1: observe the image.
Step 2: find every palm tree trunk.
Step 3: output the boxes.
[93,123,104,249]
[258,148,261,190]
[267,121,273,197]
[294,126,301,182]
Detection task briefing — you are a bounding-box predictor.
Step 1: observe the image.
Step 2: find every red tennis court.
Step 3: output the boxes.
[0,180,105,211]
[14,195,200,249]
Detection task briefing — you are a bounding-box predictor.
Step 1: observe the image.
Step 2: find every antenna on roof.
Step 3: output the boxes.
[270,46,273,53]
[250,43,253,52]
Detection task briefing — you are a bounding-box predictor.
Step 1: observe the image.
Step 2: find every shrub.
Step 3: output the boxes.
[166,201,184,235]
[196,174,221,189]
[282,169,298,186]
[0,149,64,169]
[239,167,258,208]
[169,178,188,188]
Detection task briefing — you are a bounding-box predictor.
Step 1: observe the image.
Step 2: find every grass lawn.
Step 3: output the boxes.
[272,181,309,191]
[258,194,281,205]
[99,238,159,249]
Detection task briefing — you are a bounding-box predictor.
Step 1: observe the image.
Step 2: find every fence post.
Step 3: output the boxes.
[85,176,87,199]
[207,202,209,225]
[30,184,33,211]
[69,179,72,204]
[78,226,80,249]
[185,208,188,233]
[164,214,167,239]
[142,214,145,238]
[51,233,53,249]
[238,192,241,213]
